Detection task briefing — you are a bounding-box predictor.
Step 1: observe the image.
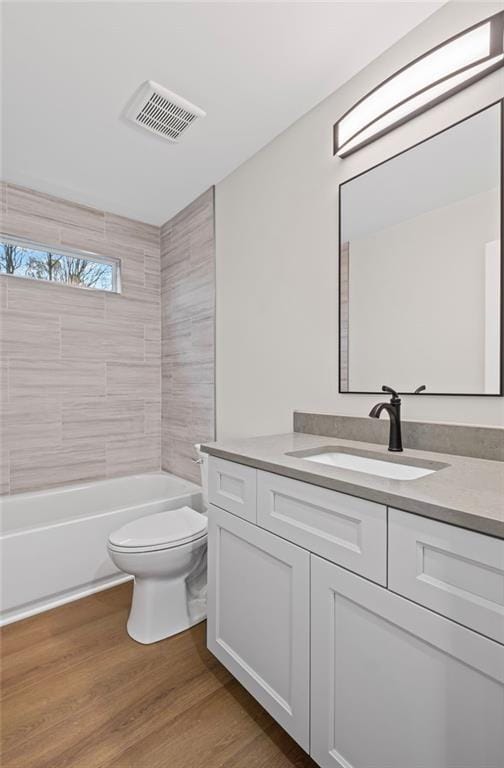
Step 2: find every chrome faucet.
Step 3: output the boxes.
[369,385,403,452]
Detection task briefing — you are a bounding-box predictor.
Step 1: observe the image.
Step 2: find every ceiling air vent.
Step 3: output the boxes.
[126,80,206,142]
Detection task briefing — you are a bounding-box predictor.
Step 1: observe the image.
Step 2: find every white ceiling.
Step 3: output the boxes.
[1,1,442,225]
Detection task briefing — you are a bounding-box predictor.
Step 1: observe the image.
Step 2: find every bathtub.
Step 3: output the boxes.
[0,472,203,625]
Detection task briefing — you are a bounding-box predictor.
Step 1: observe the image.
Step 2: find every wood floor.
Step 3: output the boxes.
[1,583,317,768]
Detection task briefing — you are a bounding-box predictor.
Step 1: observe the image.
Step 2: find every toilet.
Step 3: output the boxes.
[107,446,209,644]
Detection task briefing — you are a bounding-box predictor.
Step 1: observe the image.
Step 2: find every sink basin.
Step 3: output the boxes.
[286,447,446,480]
[302,452,433,480]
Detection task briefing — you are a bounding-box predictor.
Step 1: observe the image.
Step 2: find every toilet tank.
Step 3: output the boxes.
[194,444,208,508]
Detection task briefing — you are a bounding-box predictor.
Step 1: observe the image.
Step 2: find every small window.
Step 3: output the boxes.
[0,236,120,292]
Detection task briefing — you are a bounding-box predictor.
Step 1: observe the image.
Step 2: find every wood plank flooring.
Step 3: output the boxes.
[0,583,317,768]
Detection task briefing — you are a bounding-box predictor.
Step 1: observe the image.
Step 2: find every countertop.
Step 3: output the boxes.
[201,432,504,539]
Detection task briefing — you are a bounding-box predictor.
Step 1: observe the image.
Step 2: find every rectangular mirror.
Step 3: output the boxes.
[339,102,502,396]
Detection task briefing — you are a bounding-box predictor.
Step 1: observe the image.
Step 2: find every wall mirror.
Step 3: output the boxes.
[339,101,502,396]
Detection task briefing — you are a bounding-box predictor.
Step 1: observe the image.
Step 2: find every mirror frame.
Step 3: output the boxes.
[338,99,504,397]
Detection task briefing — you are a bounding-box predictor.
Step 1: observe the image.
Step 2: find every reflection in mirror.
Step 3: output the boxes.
[339,102,502,395]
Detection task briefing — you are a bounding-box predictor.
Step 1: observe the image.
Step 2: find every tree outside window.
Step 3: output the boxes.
[0,241,116,291]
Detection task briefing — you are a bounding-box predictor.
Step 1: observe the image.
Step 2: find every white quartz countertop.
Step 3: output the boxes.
[201,432,504,539]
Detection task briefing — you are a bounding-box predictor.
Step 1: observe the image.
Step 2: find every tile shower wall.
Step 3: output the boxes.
[160,188,215,483]
[0,183,161,494]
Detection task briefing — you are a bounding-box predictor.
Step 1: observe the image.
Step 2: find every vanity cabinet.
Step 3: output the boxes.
[310,555,504,768]
[207,504,310,750]
[206,456,504,768]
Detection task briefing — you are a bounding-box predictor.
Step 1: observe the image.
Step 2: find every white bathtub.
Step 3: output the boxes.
[0,472,203,625]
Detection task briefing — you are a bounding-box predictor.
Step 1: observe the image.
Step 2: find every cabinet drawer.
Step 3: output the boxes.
[208,457,257,522]
[257,471,387,585]
[388,508,504,644]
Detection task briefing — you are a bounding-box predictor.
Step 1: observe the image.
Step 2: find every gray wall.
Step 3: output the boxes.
[160,188,215,483]
[0,183,161,494]
[215,1,504,439]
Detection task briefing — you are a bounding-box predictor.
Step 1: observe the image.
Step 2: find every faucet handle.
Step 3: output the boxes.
[414,384,426,394]
[382,384,400,400]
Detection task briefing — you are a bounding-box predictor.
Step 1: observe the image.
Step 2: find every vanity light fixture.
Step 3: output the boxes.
[334,12,504,157]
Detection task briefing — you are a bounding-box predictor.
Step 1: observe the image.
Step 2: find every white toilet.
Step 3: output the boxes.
[107,446,209,644]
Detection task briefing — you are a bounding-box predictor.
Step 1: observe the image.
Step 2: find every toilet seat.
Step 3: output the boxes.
[108,506,207,554]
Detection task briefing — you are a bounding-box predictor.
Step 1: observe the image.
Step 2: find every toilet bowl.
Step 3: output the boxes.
[108,447,209,644]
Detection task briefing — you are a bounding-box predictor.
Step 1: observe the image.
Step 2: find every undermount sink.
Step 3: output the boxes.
[287,447,446,480]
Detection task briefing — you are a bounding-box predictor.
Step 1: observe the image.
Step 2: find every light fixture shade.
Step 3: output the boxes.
[334,12,504,157]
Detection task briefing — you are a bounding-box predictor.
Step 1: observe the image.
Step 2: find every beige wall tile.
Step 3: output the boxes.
[106,362,160,400]
[105,294,159,325]
[191,384,215,436]
[7,184,105,234]
[0,181,6,214]
[0,309,60,360]
[161,318,192,363]
[62,396,145,441]
[1,185,162,495]
[102,319,145,362]
[144,247,161,274]
[0,362,7,404]
[144,269,160,292]
[145,324,161,342]
[119,255,146,295]
[59,225,141,262]
[145,340,161,360]
[161,257,189,295]
[1,182,217,494]
[58,224,107,254]
[10,442,106,494]
[0,448,9,494]
[163,436,200,484]
[106,435,160,477]
[61,316,105,361]
[162,396,192,440]
[125,279,160,304]
[104,212,159,249]
[144,400,161,436]
[170,361,214,390]
[162,265,213,321]
[6,278,106,319]
[191,311,215,364]
[2,401,62,451]
[161,187,215,480]
[1,210,61,244]
[9,359,107,399]
[0,278,7,309]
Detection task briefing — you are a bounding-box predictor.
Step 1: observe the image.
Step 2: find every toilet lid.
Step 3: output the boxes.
[108,506,207,551]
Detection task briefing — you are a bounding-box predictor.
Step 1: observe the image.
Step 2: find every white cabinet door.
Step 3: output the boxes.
[207,504,310,750]
[311,555,504,768]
